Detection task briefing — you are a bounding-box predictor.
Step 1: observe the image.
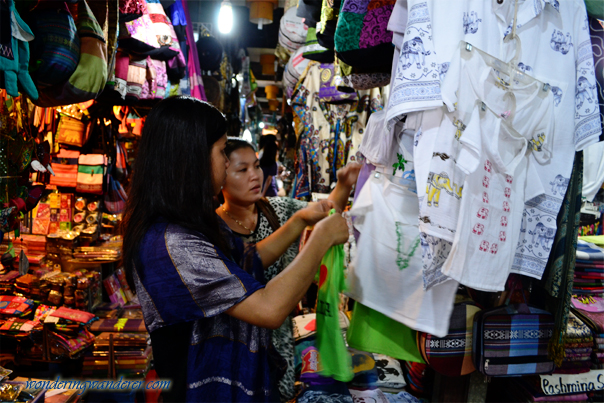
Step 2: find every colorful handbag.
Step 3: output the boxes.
[335,0,396,69]
[34,0,108,107]
[49,149,81,188]
[418,302,480,377]
[104,174,128,214]
[472,303,555,377]
[76,154,107,195]
[56,115,86,148]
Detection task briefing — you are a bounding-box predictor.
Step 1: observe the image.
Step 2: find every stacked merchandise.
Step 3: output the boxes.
[45,307,96,359]
[0,296,41,361]
[0,272,19,294]
[507,377,589,403]
[553,312,593,374]
[573,240,604,296]
[82,333,151,378]
[572,296,604,370]
[291,312,421,401]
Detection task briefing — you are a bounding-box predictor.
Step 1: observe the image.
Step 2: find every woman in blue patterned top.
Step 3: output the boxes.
[122,96,349,402]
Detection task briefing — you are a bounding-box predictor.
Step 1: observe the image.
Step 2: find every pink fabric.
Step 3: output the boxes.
[533,393,589,401]
[180,0,206,101]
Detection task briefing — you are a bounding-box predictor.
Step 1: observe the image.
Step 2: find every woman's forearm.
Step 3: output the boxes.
[328,181,353,211]
[255,212,306,268]
[227,228,332,329]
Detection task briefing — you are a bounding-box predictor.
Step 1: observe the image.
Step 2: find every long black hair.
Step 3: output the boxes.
[122,96,228,284]
[259,138,278,168]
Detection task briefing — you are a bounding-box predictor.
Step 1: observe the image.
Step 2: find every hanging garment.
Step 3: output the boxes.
[315,210,353,382]
[387,0,601,281]
[292,62,383,195]
[348,167,458,338]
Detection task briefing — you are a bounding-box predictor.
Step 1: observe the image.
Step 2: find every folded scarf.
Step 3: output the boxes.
[564,347,592,354]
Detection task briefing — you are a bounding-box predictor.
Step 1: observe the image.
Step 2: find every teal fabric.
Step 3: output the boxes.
[585,0,604,19]
[0,0,38,99]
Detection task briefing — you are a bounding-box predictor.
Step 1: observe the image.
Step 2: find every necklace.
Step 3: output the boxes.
[221,206,254,234]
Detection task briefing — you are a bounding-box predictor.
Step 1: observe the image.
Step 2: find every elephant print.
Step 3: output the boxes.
[463,11,482,34]
[426,172,454,207]
[439,62,450,82]
[529,222,555,251]
[401,37,431,70]
[452,118,466,140]
[550,174,570,195]
[550,30,573,55]
[517,62,533,74]
[551,86,563,107]
[547,0,560,11]
[575,76,596,109]
[530,133,546,152]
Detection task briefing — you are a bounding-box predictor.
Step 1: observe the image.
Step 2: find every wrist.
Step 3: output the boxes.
[292,211,310,230]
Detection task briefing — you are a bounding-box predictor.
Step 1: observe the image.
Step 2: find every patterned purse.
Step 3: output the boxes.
[334,0,396,69]
[472,303,555,377]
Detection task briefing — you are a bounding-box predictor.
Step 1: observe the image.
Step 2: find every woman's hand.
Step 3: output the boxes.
[313,212,349,247]
[336,162,362,189]
[296,199,336,226]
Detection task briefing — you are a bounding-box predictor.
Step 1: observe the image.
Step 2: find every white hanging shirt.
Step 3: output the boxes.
[388,0,601,280]
[348,166,458,338]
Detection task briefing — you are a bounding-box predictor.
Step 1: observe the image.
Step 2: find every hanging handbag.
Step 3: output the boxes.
[76,154,107,194]
[33,0,108,107]
[104,174,127,214]
[49,149,81,188]
[335,0,396,69]
[417,302,480,377]
[472,303,555,377]
[56,115,87,148]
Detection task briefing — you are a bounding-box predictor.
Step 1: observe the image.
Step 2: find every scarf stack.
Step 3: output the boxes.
[553,312,593,374]
[573,240,604,295]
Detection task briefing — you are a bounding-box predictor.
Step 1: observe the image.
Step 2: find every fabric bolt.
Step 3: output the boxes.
[387,0,601,280]
[348,168,459,337]
[349,388,390,403]
[133,219,277,402]
[297,381,353,403]
[576,239,604,260]
[348,349,379,388]
[384,391,421,403]
[373,353,407,388]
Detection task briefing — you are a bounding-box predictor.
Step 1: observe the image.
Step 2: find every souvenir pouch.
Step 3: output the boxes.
[50,149,80,188]
[472,304,555,377]
[76,154,107,195]
[342,71,390,90]
[418,302,480,377]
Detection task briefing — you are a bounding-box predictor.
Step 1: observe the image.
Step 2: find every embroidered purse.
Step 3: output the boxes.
[49,149,81,188]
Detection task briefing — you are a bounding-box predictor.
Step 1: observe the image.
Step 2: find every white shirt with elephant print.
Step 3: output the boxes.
[387,0,601,280]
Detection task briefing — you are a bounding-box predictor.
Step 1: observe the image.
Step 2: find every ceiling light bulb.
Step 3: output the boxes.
[259,122,265,129]
[218,1,233,34]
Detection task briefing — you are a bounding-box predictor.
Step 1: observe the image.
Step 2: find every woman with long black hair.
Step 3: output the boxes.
[122,96,349,402]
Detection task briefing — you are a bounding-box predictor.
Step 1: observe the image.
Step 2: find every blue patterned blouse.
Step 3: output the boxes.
[133,219,279,402]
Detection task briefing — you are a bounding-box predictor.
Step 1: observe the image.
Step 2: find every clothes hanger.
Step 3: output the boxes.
[463,0,550,93]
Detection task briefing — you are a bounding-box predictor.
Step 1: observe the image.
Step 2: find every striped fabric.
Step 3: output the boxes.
[473,304,555,376]
[420,303,479,376]
[49,149,80,188]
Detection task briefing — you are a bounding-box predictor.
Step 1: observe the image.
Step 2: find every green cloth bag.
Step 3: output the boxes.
[346,301,425,363]
[585,0,604,19]
[316,209,353,382]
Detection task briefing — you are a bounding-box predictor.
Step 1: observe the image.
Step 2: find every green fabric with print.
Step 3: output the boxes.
[316,209,353,382]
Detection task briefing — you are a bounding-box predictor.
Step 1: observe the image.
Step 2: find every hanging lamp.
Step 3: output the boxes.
[246,0,278,30]
[260,54,276,75]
